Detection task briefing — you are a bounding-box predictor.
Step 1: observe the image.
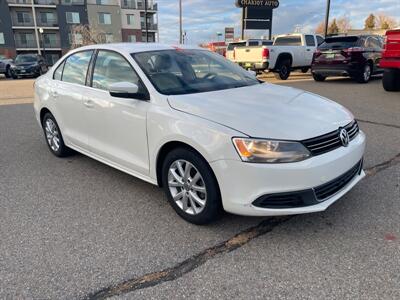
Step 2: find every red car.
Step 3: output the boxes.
[381,29,400,91]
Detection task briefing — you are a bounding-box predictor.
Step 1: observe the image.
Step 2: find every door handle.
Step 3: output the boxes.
[84,99,94,108]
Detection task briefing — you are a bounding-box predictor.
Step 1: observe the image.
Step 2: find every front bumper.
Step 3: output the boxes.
[12,67,40,77]
[210,131,366,216]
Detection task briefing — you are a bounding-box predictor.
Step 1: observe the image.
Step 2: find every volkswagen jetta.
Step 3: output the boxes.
[34,44,366,224]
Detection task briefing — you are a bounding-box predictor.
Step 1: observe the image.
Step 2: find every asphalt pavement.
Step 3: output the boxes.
[0,74,399,299]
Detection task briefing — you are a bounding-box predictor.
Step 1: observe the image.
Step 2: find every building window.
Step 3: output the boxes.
[127,14,134,25]
[127,35,136,42]
[0,33,4,45]
[66,12,80,24]
[16,11,31,24]
[98,13,111,25]
[40,12,56,25]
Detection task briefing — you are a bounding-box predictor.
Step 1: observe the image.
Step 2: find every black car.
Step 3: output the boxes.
[10,54,48,79]
[311,35,384,83]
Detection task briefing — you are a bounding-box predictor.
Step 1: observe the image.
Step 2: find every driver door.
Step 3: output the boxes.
[85,50,151,175]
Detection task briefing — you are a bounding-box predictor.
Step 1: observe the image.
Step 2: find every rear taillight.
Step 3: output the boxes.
[262,48,269,59]
[314,49,322,58]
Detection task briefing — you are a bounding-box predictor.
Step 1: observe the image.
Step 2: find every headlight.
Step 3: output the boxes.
[233,138,311,163]
[10,64,16,69]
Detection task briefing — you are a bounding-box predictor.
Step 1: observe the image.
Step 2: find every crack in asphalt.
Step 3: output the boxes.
[357,119,400,130]
[365,153,400,177]
[84,152,400,300]
[84,216,292,300]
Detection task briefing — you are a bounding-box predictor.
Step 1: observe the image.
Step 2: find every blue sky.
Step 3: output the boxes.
[156,0,400,44]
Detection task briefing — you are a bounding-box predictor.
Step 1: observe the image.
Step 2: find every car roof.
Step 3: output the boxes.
[73,43,203,55]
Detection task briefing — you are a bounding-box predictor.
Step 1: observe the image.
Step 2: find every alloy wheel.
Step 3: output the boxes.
[363,65,371,81]
[168,159,207,215]
[45,118,61,152]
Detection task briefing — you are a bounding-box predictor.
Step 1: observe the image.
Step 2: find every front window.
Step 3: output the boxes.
[133,49,260,96]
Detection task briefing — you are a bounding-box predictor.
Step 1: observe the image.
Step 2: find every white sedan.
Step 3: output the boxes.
[34,43,366,224]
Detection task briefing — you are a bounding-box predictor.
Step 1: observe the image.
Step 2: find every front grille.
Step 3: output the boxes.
[314,159,363,201]
[302,120,360,156]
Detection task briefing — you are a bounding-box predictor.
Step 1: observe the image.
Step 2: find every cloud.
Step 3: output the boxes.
[157,0,400,44]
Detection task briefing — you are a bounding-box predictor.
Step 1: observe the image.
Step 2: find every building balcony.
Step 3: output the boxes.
[7,0,33,5]
[121,0,136,9]
[60,0,84,4]
[36,19,59,27]
[12,17,35,27]
[141,22,157,31]
[137,1,157,11]
[42,38,61,48]
[34,0,59,5]
[15,39,38,48]
[87,0,119,5]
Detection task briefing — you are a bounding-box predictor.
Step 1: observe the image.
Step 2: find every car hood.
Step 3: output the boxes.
[167,83,354,140]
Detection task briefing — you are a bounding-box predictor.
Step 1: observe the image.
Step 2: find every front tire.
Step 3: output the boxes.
[42,113,73,157]
[301,67,309,73]
[274,59,291,80]
[162,147,222,225]
[382,69,400,92]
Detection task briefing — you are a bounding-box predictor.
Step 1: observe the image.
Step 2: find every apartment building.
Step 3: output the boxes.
[0,0,158,65]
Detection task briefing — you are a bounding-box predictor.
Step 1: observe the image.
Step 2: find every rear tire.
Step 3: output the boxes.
[356,63,372,83]
[274,59,291,80]
[161,147,222,225]
[312,73,326,82]
[42,113,74,157]
[382,69,400,92]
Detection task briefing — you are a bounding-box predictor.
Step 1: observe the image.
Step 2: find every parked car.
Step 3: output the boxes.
[34,44,366,224]
[230,33,324,79]
[10,54,48,79]
[312,35,384,83]
[380,29,400,91]
[0,54,14,78]
[226,39,273,63]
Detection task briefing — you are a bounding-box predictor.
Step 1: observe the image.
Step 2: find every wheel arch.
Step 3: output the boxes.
[276,53,293,68]
[40,107,52,124]
[155,140,214,188]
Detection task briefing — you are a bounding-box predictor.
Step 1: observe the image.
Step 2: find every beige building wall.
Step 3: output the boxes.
[87,4,122,42]
[120,9,141,29]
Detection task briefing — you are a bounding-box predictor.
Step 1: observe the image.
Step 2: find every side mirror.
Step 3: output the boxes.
[109,82,149,100]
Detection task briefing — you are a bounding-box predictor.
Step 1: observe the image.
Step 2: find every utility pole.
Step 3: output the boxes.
[179,0,183,44]
[324,0,331,37]
[241,7,245,40]
[145,0,149,42]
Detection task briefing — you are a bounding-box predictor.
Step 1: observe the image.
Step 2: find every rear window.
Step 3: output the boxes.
[319,36,360,50]
[274,36,302,46]
[227,42,246,51]
[248,41,259,46]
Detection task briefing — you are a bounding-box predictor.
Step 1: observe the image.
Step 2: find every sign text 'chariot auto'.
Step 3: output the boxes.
[235,0,280,9]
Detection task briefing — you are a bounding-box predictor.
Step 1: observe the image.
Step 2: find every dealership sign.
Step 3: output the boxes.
[235,0,279,9]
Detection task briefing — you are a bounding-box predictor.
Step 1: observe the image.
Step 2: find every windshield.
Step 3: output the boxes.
[132,49,260,96]
[15,55,37,63]
[319,36,360,50]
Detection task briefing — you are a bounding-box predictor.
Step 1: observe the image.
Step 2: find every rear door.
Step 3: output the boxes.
[52,50,94,149]
[304,35,317,65]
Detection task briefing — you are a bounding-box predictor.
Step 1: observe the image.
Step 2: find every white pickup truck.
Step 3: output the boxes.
[230,33,325,80]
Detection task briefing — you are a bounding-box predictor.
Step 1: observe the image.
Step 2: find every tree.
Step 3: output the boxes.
[328,19,339,34]
[69,25,105,49]
[337,16,351,33]
[376,14,398,30]
[364,14,376,29]
[315,21,325,35]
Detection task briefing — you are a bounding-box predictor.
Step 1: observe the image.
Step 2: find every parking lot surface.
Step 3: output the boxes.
[0,74,399,299]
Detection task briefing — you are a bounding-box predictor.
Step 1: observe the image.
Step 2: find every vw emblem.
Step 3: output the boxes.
[339,128,350,147]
